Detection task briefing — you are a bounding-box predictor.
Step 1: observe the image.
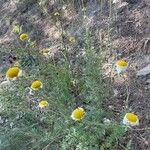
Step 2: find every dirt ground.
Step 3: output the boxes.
[0,0,149,149]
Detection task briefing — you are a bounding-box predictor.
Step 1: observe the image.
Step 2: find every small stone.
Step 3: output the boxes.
[146,79,150,84]
[16,114,20,119]
[0,116,3,124]
[117,2,129,13]
[0,80,11,86]
[146,85,150,89]
[103,118,111,124]
[10,122,14,128]
[0,102,2,109]
[109,105,113,109]
[136,64,150,76]
[113,0,121,4]
[113,89,119,97]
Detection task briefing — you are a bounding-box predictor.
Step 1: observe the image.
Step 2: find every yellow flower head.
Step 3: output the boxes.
[116,60,127,67]
[54,12,60,16]
[71,107,85,121]
[68,36,76,43]
[126,113,138,122]
[39,100,48,108]
[123,113,139,126]
[6,67,21,78]
[31,80,43,90]
[115,60,128,74]
[39,49,49,53]
[19,33,28,41]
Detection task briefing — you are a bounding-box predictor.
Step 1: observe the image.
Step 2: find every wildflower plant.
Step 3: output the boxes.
[0,25,127,150]
[0,2,127,148]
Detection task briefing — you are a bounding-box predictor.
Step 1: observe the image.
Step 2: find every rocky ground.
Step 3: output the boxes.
[0,0,149,149]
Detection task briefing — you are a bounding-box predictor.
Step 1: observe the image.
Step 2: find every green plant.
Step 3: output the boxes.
[0,0,127,148]
[0,28,125,150]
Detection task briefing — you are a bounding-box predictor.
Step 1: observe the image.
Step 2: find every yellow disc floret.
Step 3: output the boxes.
[31,80,42,89]
[19,33,28,41]
[68,36,76,43]
[116,60,127,67]
[71,107,85,121]
[126,113,138,122]
[39,100,48,108]
[39,49,49,53]
[6,67,20,78]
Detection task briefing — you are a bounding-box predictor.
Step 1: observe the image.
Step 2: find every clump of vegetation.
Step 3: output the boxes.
[1,1,143,150]
[0,27,126,150]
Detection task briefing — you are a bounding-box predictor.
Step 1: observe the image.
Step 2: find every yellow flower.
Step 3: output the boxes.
[116,60,127,67]
[39,49,50,59]
[39,100,48,108]
[39,49,49,53]
[19,33,28,41]
[123,113,139,126]
[71,107,85,121]
[31,80,43,90]
[54,12,60,16]
[68,36,76,43]
[115,60,128,73]
[6,67,22,79]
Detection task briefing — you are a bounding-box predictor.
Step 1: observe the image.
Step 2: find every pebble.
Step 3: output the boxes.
[137,64,150,76]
